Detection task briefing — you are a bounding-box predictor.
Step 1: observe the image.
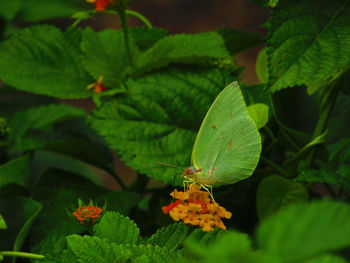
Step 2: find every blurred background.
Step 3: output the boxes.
[1,0,269,188]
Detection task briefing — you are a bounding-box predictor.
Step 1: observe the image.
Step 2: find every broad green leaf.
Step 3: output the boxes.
[8,104,85,151]
[217,28,265,55]
[133,255,150,263]
[146,222,189,250]
[257,201,350,262]
[137,32,229,72]
[0,154,31,188]
[43,138,114,173]
[0,214,7,229]
[29,170,107,254]
[129,27,169,51]
[127,244,185,263]
[267,0,350,93]
[0,25,92,98]
[256,47,269,84]
[256,175,308,219]
[303,254,348,263]
[81,28,139,90]
[32,150,109,187]
[297,137,350,191]
[241,84,271,107]
[185,228,224,247]
[67,235,132,263]
[38,250,78,263]
[0,0,22,20]
[93,212,140,245]
[247,103,269,130]
[88,67,234,184]
[17,0,88,22]
[0,87,55,119]
[0,196,42,251]
[185,230,277,263]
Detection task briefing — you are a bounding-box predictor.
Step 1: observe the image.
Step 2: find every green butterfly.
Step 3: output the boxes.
[183,81,261,188]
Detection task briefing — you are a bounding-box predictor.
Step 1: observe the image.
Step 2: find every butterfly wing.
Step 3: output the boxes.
[191,81,261,185]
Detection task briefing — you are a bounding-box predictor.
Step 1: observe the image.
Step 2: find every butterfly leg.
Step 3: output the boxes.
[200,184,215,203]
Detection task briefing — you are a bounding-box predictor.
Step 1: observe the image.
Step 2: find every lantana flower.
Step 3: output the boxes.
[162,185,232,232]
[86,0,115,11]
[72,201,103,225]
[86,76,107,93]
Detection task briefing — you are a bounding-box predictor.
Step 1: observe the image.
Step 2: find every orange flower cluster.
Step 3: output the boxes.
[162,185,232,232]
[73,205,103,225]
[86,76,107,93]
[86,0,114,11]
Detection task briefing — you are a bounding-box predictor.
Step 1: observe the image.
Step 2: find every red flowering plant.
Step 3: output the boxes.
[70,199,105,226]
[86,76,107,93]
[86,0,115,11]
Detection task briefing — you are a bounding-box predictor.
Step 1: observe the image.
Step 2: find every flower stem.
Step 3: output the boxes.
[1,251,44,260]
[118,8,134,68]
[125,10,152,28]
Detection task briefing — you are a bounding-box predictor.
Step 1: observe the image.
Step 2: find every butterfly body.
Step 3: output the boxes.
[188,81,261,186]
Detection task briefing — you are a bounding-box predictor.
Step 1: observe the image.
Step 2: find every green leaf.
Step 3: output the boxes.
[96,191,141,215]
[129,27,169,51]
[146,222,189,250]
[247,103,269,130]
[0,0,22,20]
[297,137,350,191]
[127,244,185,263]
[17,0,88,22]
[93,211,140,245]
[32,150,109,187]
[303,254,348,263]
[185,230,277,263]
[38,250,79,263]
[67,235,132,263]
[267,0,350,93]
[81,28,139,90]
[296,138,350,190]
[0,214,7,229]
[0,154,31,188]
[29,170,107,254]
[185,228,224,246]
[256,47,269,84]
[256,175,308,219]
[8,104,85,151]
[0,25,92,98]
[88,67,234,184]
[137,32,229,72]
[0,196,42,251]
[257,200,350,262]
[217,28,265,55]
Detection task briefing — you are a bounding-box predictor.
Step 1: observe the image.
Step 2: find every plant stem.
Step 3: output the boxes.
[125,10,152,28]
[118,8,134,68]
[269,95,301,151]
[261,156,288,177]
[305,83,340,166]
[1,251,44,260]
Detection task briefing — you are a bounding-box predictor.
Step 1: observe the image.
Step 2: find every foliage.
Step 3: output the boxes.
[0,0,350,262]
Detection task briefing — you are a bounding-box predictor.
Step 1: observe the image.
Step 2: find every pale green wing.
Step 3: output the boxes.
[191,81,261,185]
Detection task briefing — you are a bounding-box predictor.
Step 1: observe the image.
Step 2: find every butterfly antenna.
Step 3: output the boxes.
[156,162,185,169]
